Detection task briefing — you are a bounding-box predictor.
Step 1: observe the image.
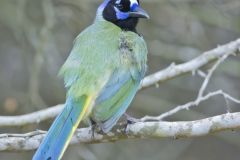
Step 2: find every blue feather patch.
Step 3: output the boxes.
[115,7,129,20]
[131,3,138,11]
[96,70,131,104]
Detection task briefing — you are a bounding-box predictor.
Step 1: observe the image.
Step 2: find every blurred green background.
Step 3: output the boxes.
[0,0,240,159]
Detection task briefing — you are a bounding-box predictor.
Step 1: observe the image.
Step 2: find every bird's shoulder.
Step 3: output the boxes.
[117,31,148,81]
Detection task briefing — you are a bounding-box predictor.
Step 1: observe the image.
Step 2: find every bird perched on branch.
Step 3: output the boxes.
[33,0,149,159]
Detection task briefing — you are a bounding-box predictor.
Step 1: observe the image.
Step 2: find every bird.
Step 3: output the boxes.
[33,0,149,159]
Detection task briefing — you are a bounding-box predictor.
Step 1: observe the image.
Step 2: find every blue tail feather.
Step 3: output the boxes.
[33,96,86,160]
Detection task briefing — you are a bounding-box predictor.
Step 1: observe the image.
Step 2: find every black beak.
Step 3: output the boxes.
[129,6,150,19]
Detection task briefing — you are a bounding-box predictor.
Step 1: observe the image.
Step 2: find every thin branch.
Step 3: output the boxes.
[0,38,239,127]
[197,54,229,99]
[141,49,238,121]
[141,53,231,121]
[141,90,240,121]
[0,112,240,151]
[0,105,63,127]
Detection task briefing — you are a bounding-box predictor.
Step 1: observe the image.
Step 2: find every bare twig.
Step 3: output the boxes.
[141,90,240,121]
[197,54,229,99]
[141,49,239,121]
[141,53,233,121]
[0,105,63,127]
[0,112,240,151]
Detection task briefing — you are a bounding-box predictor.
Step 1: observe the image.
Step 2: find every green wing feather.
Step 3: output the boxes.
[91,27,148,132]
[93,76,140,132]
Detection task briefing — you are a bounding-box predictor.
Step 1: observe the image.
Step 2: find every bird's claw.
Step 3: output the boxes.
[124,113,141,124]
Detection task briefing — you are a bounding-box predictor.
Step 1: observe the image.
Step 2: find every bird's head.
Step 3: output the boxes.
[98,0,149,32]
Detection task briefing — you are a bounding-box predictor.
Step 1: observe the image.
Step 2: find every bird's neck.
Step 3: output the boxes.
[96,17,139,33]
[108,18,139,33]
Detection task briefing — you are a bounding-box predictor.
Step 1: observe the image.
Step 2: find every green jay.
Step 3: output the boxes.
[33,0,149,159]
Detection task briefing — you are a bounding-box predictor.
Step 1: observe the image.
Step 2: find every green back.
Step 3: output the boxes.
[59,19,147,99]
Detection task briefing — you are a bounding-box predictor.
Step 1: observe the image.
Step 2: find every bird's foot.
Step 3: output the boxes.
[88,119,98,139]
[123,114,141,134]
[90,125,97,139]
[124,113,141,124]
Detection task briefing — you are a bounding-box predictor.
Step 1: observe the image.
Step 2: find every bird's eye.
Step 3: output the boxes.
[115,4,124,10]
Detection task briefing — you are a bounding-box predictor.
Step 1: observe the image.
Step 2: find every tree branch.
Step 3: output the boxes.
[0,104,63,127]
[0,38,239,127]
[141,52,240,121]
[141,90,240,121]
[0,112,240,151]
[141,38,240,88]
